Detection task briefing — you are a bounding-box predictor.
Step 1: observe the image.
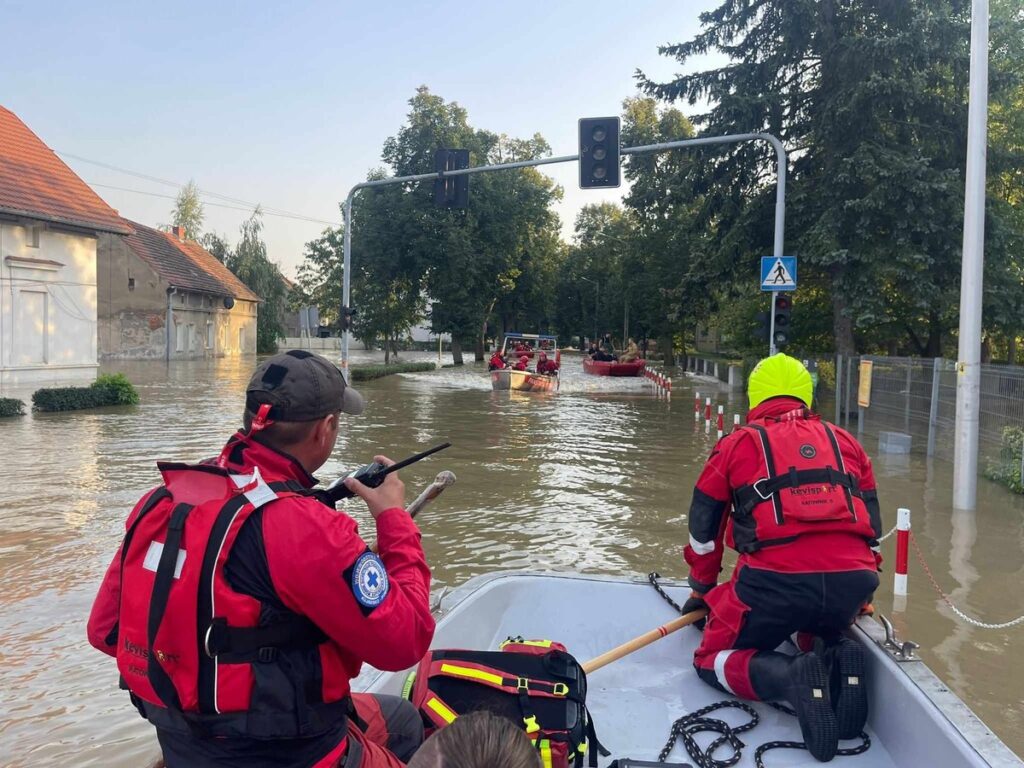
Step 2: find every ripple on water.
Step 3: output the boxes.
[1,354,1023,763]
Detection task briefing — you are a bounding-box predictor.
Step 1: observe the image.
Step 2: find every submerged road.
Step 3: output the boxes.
[0,351,1021,765]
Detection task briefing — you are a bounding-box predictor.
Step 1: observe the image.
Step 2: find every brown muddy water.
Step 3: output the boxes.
[0,352,1022,766]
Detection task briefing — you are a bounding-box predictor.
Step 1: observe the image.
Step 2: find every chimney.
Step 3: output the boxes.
[171,225,185,241]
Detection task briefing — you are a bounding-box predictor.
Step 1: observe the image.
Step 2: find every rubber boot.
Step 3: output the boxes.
[750,651,838,762]
[826,637,868,739]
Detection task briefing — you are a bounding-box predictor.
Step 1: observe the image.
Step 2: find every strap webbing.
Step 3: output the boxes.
[146,502,193,711]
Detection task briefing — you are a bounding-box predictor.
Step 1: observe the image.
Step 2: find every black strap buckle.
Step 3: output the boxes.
[257,646,278,663]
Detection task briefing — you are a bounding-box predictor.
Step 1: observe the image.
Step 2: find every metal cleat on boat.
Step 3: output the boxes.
[878,614,920,661]
[430,586,450,614]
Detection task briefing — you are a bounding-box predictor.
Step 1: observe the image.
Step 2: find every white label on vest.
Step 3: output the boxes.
[143,540,187,579]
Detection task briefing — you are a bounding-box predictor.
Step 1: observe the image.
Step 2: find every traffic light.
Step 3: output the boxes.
[773,293,792,349]
[433,149,470,208]
[340,305,357,332]
[755,311,771,344]
[578,117,620,189]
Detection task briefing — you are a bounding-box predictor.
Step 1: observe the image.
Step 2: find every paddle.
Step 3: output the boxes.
[369,470,457,553]
[581,608,708,675]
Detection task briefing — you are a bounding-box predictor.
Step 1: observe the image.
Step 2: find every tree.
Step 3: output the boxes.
[226,209,286,353]
[200,232,232,264]
[369,87,562,364]
[171,180,205,241]
[637,0,1024,356]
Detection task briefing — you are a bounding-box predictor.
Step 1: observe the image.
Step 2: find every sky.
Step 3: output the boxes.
[1,0,722,277]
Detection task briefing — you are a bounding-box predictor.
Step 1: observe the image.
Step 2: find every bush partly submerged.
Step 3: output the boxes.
[33,373,140,412]
[350,362,436,381]
[0,398,25,417]
[984,426,1024,495]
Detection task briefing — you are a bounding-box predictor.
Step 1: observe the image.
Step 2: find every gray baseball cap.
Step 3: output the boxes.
[246,350,364,421]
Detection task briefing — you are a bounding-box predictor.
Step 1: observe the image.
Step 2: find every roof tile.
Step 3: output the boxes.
[0,106,131,234]
[124,220,261,302]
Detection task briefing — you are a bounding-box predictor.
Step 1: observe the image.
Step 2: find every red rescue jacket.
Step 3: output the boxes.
[88,437,434,758]
[684,398,882,593]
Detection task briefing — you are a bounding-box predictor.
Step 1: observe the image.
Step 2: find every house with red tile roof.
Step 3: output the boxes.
[98,221,260,359]
[0,105,132,390]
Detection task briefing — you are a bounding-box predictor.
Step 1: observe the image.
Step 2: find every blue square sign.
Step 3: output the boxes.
[761,256,797,291]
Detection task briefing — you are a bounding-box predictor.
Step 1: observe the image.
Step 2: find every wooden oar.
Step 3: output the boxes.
[581,608,708,675]
[370,470,456,553]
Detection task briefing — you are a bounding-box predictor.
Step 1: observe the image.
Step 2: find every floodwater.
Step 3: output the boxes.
[1,352,1022,766]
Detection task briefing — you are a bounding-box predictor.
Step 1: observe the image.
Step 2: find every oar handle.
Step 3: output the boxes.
[581,609,708,675]
[369,470,456,553]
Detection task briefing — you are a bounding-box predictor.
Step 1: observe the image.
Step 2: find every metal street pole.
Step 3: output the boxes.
[953,0,989,511]
[339,132,786,376]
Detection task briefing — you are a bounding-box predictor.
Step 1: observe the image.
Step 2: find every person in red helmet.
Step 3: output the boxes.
[513,355,530,371]
[536,352,558,375]
[488,350,507,371]
[680,354,883,762]
[87,350,434,768]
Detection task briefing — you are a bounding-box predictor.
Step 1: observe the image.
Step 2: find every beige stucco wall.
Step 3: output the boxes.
[167,293,257,359]
[0,220,100,392]
[97,233,257,359]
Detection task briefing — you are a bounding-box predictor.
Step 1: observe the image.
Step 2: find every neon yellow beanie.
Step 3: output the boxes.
[748,354,813,410]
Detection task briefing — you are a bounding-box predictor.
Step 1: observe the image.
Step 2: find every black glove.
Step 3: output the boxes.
[682,592,709,631]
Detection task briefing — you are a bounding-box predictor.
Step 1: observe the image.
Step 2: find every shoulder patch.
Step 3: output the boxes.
[350,551,390,609]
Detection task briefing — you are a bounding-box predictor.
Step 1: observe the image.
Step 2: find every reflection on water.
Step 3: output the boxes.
[1,353,1022,765]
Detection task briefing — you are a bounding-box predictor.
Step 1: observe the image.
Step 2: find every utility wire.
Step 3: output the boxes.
[86,181,339,226]
[56,150,341,227]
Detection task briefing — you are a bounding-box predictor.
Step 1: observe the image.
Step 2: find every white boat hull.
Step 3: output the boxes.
[357,572,1020,767]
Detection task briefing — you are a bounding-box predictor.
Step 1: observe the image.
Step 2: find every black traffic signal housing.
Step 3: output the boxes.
[433,149,470,208]
[579,117,621,189]
[340,305,357,332]
[773,293,792,348]
[755,311,771,345]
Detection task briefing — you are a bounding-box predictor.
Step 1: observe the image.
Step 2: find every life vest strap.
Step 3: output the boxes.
[147,502,195,712]
[204,615,328,661]
[735,466,861,515]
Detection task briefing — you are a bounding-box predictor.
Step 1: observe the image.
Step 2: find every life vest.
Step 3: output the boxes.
[729,410,876,552]
[114,461,349,739]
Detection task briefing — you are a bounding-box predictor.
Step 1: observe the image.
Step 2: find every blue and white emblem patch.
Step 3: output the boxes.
[351,551,389,608]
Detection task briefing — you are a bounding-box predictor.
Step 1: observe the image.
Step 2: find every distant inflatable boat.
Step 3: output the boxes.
[583,358,646,377]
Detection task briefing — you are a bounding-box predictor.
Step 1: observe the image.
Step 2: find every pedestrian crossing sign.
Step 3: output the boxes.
[761,256,797,291]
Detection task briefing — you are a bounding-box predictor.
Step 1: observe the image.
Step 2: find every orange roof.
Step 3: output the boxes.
[124,220,261,302]
[0,106,130,234]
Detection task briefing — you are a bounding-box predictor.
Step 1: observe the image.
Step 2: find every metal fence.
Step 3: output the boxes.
[825,356,1024,480]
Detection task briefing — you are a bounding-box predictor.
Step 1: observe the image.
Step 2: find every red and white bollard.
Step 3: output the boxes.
[694,392,701,421]
[894,507,911,596]
[716,405,724,439]
[733,413,741,431]
[704,397,712,429]
[666,376,671,400]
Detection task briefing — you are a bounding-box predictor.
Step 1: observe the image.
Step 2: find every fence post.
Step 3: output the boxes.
[904,360,912,435]
[927,358,942,457]
[835,354,843,426]
[844,355,854,429]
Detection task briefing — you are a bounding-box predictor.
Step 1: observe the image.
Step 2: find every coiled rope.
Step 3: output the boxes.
[648,573,871,767]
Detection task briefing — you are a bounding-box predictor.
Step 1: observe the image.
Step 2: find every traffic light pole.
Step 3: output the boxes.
[340,132,786,375]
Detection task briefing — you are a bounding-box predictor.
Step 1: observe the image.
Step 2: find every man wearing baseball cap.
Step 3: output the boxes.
[88,350,434,767]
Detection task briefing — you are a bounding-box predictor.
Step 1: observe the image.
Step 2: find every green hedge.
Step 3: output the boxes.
[985,426,1024,495]
[350,362,436,381]
[33,373,140,412]
[0,398,25,417]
